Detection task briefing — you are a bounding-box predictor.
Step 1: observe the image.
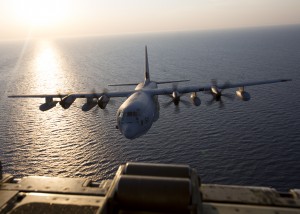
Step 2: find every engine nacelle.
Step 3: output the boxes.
[60,95,76,109]
[236,90,251,101]
[98,95,110,109]
[190,92,201,106]
[172,91,180,105]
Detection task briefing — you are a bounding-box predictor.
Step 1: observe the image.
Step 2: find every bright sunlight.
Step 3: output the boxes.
[9,0,69,27]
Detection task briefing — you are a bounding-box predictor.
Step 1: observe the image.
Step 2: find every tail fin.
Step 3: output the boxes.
[145,46,150,84]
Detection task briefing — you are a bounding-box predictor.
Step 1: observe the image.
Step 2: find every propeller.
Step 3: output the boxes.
[57,92,64,102]
[205,79,234,109]
[82,88,98,112]
[82,88,115,113]
[162,83,191,111]
[102,88,115,106]
[57,92,69,109]
[97,88,111,116]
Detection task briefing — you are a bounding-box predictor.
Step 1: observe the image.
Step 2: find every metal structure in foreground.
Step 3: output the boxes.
[0,161,300,213]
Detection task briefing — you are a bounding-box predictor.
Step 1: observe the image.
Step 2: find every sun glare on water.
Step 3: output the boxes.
[10,0,69,27]
[33,40,66,92]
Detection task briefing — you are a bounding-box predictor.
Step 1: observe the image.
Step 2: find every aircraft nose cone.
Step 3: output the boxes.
[123,125,137,139]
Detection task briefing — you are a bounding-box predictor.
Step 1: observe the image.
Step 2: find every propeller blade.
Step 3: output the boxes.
[91,88,99,99]
[221,81,231,90]
[172,82,178,91]
[206,97,215,106]
[211,79,217,86]
[219,99,225,109]
[222,93,235,101]
[162,100,173,108]
[204,79,235,109]
[180,99,191,107]
[58,93,64,101]
[163,82,191,110]
[102,88,116,106]
[203,90,212,95]
[163,94,173,99]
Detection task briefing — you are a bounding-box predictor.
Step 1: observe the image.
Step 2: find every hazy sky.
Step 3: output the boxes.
[1,0,300,39]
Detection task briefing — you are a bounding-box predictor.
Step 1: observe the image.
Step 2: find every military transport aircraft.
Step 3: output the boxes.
[8,46,291,139]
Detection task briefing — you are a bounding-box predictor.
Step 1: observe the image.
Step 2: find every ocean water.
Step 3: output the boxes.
[0,25,299,191]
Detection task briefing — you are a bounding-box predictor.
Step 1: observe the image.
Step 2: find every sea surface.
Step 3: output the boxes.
[0,25,299,191]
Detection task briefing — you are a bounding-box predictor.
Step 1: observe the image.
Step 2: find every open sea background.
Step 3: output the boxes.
[0,25,299,191]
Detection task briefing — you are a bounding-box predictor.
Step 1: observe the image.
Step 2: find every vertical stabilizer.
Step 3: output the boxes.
[145,46,150,84]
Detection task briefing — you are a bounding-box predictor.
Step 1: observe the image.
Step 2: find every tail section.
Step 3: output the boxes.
[145,46,150,84]
[107,46,190,87]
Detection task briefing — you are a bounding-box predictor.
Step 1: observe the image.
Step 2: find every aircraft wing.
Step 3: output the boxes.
[8,91,134,99]
[8,94,68,98]
[8,90,136,111]
[148,79,291,96]
[8,79,291,99]
[65,91,134,99]
[145,86,209,96]
[217,79,292,90]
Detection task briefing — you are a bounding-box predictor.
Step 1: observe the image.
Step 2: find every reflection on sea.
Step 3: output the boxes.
[29,40,73,94]
[4,39,101,179]
[25,40,118,179]
[33,40,63,91]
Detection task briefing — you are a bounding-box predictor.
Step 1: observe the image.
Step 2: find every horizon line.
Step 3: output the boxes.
[1,23,300,42]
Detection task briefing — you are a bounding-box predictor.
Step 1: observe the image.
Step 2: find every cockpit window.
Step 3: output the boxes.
[126,111,137,117]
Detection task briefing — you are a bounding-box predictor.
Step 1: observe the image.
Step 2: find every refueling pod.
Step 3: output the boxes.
[39,97,58,111]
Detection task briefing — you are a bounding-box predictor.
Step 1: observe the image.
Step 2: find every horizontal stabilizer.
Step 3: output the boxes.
[108,83,139,86]
[156,80,190,84]
[108,80,190,87]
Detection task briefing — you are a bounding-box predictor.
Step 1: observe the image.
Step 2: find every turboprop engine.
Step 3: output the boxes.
[60,95,76,109]
[236,87,251,101]
[172,91,180,105]
[190,92,201,106]
[98,95,110,109]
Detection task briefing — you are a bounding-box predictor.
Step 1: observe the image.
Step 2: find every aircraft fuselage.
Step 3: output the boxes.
[117,81,159,139]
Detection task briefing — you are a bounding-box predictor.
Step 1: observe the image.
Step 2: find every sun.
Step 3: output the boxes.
[10,0,69,27]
